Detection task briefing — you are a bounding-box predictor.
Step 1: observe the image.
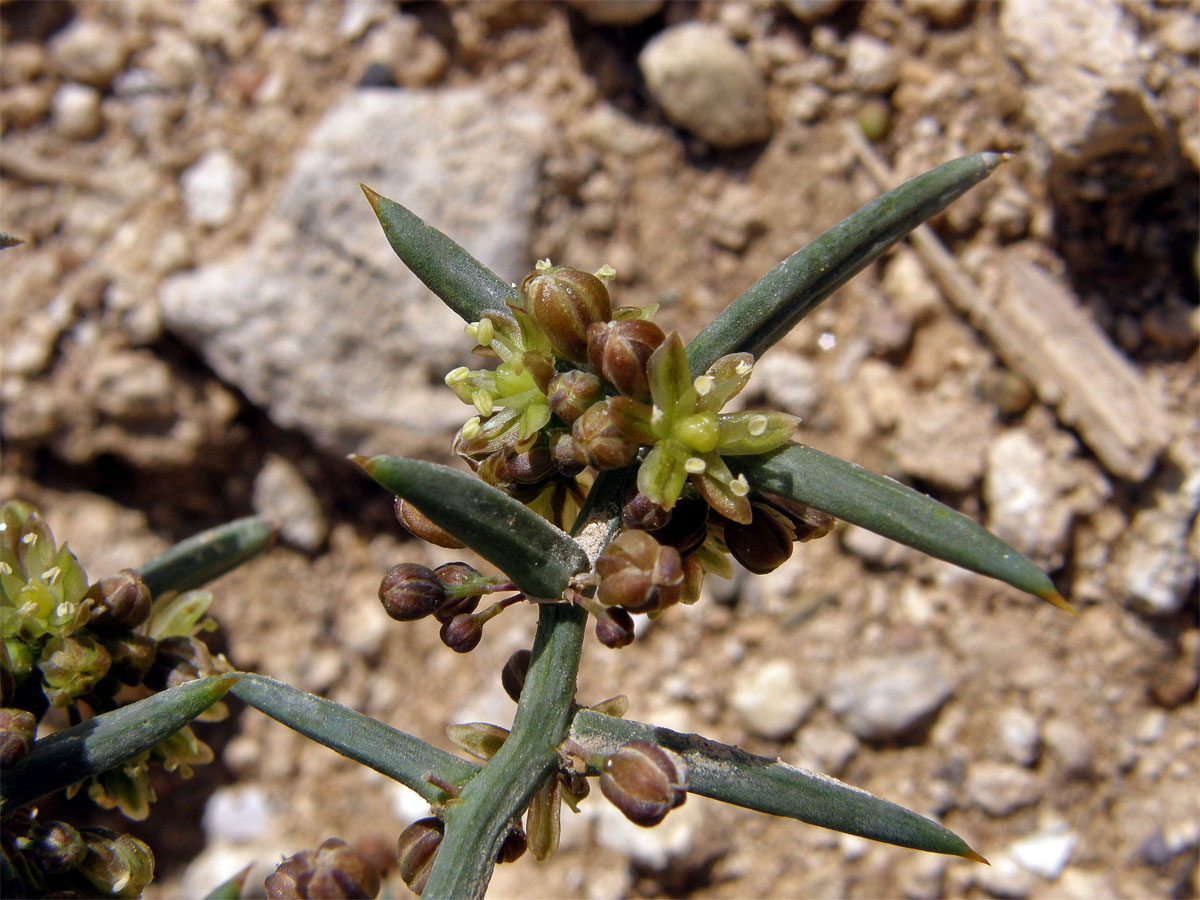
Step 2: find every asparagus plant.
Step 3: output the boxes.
[0,150,1072,900]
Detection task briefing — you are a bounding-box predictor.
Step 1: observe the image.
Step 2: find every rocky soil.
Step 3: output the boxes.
[1,1,1197,898]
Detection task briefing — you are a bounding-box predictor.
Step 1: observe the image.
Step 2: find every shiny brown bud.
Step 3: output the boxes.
[145,635,219,691]
[621,490,671,532]
[724,502,795,575]
[84,569,152,633]
[395,498,466,550]
[501,648,532,702]
[29,820,88,874]
[549,431,586,477]
[586,318,665,401]
[599,740,688,827]
[265,837,381,899]
[396,817,444,896]
[439,613,483,653]
[572,400,641,470]
[0,707,36,768]
[594,606,636,649]
[595,530,684,614]
[379,564,447,622]
[496,826,527,865]
[547,370,604,424]
[521,266,613,362]
[502,444,554,485]
[647,496,710,556]
[431,562,482,624]
[760,494,836,543]
[102,633,158,686]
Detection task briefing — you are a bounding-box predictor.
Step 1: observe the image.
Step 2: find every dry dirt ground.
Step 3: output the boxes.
[1,2,1198,899]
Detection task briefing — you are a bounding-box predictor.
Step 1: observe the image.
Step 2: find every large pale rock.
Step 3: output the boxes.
[161,89,545,457]
[1000,0,1171,194]
[639,23,772,148]
[826,652,955,742]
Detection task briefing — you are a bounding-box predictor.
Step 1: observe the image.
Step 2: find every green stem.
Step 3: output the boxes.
[419,472,626,897]
[421,602,587,899]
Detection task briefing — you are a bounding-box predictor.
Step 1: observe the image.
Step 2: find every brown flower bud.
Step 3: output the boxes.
[145,635,219,691]
[599,740,688,827]
[395,498,465,550]
[84,569,152,633]
[0,706,36,768]
[501,444,554,485]
[431,562,482,624]
[572,400,640,470]
[265,837,381,899]
[724,502,795,575]
[648,496,709,556]
[496,826,527,865]
[439,613,483,653]
[549,431,586,477]
[547,370,604,424]
[621,490,671,532]
[396,817,444,896]
[594,606,636,649]
[501,648,532,702]
[29,819,88,874]
[521,266,613,362]
[586,318,665,401]
[595,530,684,614]
[379,564,447,622]
[760,493,836,542]
[102,633,158,686]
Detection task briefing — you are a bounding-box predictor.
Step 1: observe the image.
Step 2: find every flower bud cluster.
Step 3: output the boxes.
[1,810,155,899]
[0,501,230,833]
[378,561,526,654]
[419,260,834,651]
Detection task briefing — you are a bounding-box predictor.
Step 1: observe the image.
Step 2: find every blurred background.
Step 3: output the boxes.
[1,0,1196,897]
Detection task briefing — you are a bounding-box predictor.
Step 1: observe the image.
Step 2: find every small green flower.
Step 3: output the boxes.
[608,333,799,523]
[447,310,555,461]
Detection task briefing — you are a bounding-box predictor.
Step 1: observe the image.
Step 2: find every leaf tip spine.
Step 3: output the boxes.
[962,847,990,866]
[1040,589,1077,616]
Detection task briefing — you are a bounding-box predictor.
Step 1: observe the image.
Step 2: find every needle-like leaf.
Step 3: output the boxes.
[361,185,514,324]
[1,674,240,815]
[231,674,478,804]
[353,454,588,600]
[138,516,278,599]
[686,152,1004,374]
[732,444,1072,611]
[571,708,988,864]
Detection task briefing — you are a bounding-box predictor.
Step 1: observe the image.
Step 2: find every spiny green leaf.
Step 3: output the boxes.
[731,444,1071,611]
[686,152,1005,374]
[352,455,588,600]
[571,708,988,864]
[231,673,477,804]
[138,517,277,599]
[361,185,514,324]
[1,674,240,816]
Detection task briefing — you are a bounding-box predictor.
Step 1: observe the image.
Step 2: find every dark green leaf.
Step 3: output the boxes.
[353,455,588,599]
[571,709,987,863]
[686,152,1004,374]
[231,674,477,804]
[731,444,1071,610]
[1,675,240,815]
[361,185,514,324]
[138,517,277,599]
